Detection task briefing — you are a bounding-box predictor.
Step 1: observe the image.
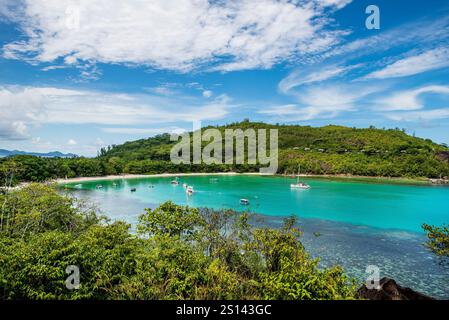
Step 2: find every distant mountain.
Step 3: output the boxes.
[0,149,77,158]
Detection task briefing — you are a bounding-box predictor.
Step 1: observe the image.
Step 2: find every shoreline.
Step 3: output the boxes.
[54,172,441,186]
[56,172,246,184]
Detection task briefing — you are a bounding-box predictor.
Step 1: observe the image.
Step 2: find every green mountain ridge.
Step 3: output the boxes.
[98,121,449,178]
[2,121,449,183]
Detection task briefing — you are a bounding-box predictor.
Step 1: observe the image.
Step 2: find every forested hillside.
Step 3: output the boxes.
[1,121,449,183]
[98,121,449,178]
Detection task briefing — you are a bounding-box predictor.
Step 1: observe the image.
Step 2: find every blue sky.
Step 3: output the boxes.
[1,0,449,156]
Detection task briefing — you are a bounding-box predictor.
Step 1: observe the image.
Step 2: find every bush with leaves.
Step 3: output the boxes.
[423,223,449,264]
[0,184,357,300]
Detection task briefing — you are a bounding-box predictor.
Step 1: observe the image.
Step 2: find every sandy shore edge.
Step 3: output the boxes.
[54,172,436,186]
[55,172,268,185]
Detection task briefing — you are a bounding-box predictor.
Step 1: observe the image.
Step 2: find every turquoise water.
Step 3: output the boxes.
[64,175,449,299]
[64,175,449,233]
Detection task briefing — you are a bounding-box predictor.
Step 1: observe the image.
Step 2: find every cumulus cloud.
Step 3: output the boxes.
[0,121,29,140]
[0,85,231,140]
[365,48,449,79]
[1,0,351,72]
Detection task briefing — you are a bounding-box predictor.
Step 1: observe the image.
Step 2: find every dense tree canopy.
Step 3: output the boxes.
[2,122,449,185]
[0,184,357,300]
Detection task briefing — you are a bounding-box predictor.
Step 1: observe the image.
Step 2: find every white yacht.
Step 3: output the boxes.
[290,165,310,189]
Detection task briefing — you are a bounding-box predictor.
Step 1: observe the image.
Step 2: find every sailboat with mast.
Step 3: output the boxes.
[290,164,310,189]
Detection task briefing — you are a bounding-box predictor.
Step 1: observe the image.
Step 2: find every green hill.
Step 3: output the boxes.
[98,121,449,178]
[2,121,449,183]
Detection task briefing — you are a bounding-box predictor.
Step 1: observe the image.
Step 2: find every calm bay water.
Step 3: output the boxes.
[64,175,449,299]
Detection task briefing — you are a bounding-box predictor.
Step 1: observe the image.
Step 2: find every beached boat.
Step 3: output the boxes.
[290,165,310,189]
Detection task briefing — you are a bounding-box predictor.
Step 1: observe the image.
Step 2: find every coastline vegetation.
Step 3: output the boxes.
[0,184,357,300]
[1,121,448,297]
[1,122,449,185]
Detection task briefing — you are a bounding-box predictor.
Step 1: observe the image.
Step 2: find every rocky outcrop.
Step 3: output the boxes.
[358,277,435,300]
[436,151,449,163]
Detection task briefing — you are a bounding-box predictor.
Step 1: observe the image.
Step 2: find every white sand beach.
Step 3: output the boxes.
[54,172,271,185]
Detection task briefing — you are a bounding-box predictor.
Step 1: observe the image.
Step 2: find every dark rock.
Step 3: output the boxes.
[436,151,449,163]
[358,277,435,300]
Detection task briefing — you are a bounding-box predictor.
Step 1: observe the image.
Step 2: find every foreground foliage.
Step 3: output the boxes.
[423,223,449,263]
[0,184,357,300]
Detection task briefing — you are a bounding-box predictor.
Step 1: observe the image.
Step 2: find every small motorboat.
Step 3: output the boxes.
[96,184,103,189]
[171,177,180,185]
[291,182,310,189]
[182,183,188,188]
[240,199,250,205]
[186,186,194,195]
[130,188,137,192]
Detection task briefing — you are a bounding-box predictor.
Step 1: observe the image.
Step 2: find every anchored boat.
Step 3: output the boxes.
[290,165,310,190]
[186,186,194,195]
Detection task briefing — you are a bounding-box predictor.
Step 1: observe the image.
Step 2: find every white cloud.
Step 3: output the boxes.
[384,109,449,122]
[202,90,213,98]
[0,120,29,140]
[94,138,105,147]
[365,48,449,79]
[0,85,232,140]
[278,63,361,93]
[101,127,186,135]
[1,0,350,72]
[376,85,449,111]
[260,84,377,120]
[31,136,41,144]
[325,16,449,62]
[67,138,77,145]
[148,86,178,96]
[321,0,352,9]
[41,65,67,71]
